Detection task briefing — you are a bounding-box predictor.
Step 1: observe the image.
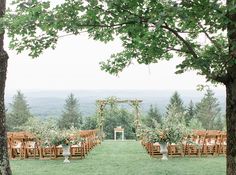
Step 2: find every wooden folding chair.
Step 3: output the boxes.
[185,130,207,157]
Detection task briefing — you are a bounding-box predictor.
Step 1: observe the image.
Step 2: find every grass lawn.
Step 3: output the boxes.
[10,140,226,175]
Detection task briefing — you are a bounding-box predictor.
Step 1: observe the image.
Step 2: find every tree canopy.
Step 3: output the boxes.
[2,0,236,174]
[3,0,231,84]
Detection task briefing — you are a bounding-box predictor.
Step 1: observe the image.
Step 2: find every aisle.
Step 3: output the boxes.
[87,140,149,174]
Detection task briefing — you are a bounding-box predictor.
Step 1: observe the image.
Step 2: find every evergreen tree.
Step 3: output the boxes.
[195,89,222,130]
[166,91,185,121]
[188,118,204,130]
[145,105,162,128]
[185,100,196,126]
[166,92,185,113]
[214,116,224,131]
[58,93,83,129]
[6,91,32,131]
[103,105,135,140]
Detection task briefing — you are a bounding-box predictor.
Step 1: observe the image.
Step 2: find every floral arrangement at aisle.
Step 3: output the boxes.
[50,128,81,146]
[21,117,81,147]
[140,111,190,145]
[148,121,189,144]
[139,111,189,160]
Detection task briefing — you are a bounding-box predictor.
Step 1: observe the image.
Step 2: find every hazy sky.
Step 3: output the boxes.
[5,1,225,92]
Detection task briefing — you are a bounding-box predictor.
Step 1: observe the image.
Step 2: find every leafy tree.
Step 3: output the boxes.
[58,93,83,129]
[195,89,222,130]
[103,105,135,139]
[185,100,196,126]
[6,91,32,131]
[82,115,97,130]
[3,0,236,173]
[144,105,162,128]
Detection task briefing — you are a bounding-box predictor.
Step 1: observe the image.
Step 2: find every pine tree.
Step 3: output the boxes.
[188,118,204,130]
[185,100,196,126]
[166,92,185,112]
[145,105,162,128]
[166,91,185,121]
[6,91,32,131]
[214,116,224,131]
[195,89,222,130]
[58,93,83,129]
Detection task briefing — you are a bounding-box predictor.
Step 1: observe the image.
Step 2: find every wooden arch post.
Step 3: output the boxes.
[130,100,142,138]
[97,100,106,141]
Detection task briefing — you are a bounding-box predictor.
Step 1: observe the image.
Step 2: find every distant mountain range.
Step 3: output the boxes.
[5,89,226,118]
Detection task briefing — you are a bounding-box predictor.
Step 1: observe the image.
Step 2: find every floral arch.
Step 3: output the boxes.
[96,97,142,140]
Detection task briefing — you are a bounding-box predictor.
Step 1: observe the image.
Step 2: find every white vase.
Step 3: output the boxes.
[159,142,168,160]
[62,145,71,163]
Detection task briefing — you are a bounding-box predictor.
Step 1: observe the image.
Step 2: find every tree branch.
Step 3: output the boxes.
[209,73,230,84]
[198,22,223,51]
[161,23,198,59]
[58,30,88,38]
[167,47,191,54]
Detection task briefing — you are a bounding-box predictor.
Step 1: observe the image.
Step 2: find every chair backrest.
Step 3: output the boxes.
[192,130,207,144]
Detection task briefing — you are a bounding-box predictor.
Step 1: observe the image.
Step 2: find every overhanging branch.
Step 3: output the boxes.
[198,22,223,51]
[161,23,198,59]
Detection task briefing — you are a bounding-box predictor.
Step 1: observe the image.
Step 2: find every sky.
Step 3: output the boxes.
[5,1,225,93]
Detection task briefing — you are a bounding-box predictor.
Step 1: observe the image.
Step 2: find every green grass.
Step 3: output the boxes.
[11,140,226,175]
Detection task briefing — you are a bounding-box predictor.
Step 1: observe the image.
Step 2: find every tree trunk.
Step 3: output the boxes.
[226,0,236,173]
[0,0,12,174]
[225,52,236,172]
[226,76,236,175]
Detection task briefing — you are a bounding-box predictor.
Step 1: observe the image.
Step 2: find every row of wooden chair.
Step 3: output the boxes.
[7,130,100,160]
[142,130,227,158]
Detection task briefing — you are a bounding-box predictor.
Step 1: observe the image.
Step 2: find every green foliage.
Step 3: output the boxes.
[165,91,186,123]
[144,105,162,128]
[166,91,185,117]
[82,115,97,130]
[185,100,196,126]
[58,93,83,129]
[146,119,188,144]
[147,106,188,144]
[20,117,58,144]
[4,0,231,85]
[188,118,204,130]
[195,88,222,130]
[6,91,33,131]
[103,104,135,139]
[214,116,224,131]
[49,128,81,146]
[21,117,81,146]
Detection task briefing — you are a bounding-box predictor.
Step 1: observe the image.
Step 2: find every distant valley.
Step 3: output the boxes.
[5,89,226,118]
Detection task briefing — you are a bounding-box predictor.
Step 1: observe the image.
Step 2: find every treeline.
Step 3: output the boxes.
[6,89,225,140]
[143,89,225,131]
